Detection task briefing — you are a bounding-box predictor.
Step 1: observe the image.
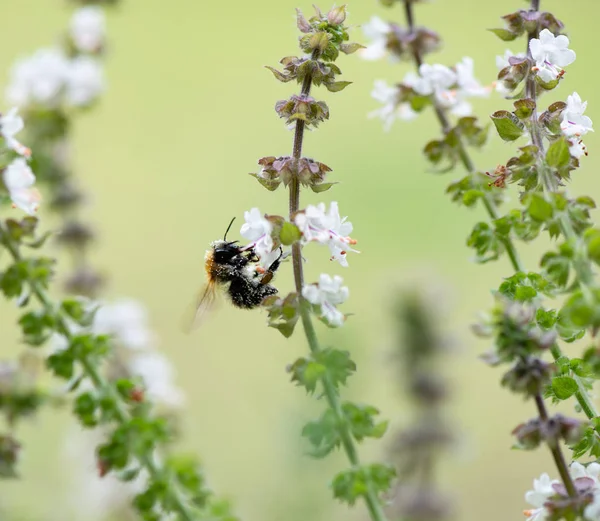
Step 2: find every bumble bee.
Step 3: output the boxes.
[184,218,282,331]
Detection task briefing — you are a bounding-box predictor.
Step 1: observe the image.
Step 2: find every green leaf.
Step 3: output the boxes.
[288,357,325,394]
[74,391,98,427]
[536,308,558,329]
[551,376,578,400]
[546,137,570,168]
[302,410,339,458]
[310,182,337,193]
[264,66,294,83]
[325,81,352,93]
[332,464,395,505]
[585,229,600,266]
[490,110,525,141]
[488,28,519,41]
[339,42,365,55]
[342,402,388,442]
[316,348,356,389]
[527,193,553,222]
[248,172,280,191]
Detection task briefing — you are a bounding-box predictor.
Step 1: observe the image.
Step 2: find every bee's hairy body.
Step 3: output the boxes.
[205,240,278,309]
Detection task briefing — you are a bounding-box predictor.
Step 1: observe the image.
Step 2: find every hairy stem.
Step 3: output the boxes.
[0,223,197,521]
[402,0,524,274]
[534,392,577,498]
[287,53,389,521]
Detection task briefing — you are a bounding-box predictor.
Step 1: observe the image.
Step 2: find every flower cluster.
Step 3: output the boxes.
[295,201,358,267]
[1,108,39,215]
[367,57,489,130]
[302,273,349,327]
[525,463,600,521]
[6,7,105,110]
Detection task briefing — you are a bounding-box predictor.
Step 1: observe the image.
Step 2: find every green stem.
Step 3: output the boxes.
[287,50,388,521]
[0,223,197,521]
[298,305,389,521]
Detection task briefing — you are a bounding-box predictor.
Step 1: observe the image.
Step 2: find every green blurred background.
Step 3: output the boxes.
[0,0,599,520]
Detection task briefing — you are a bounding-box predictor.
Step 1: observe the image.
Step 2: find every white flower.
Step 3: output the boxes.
[66,57,104,107]
[93,299,155,350]
[368,80,417,131]
[240,207,274,260]
[0,108,30,157]
[5,48,70,108]
[128,351,185,408]
[455,57,489,98]
[302,274,349,327]
[561,92,594,137]
[585,492,600,521]
[294,201,358,267]
[529,29,576,83]
[359,16,391,61]
[2,158,41,215]
[412,63,457,97]
[524,473,558,521]
[570,461,600,485]
[70,6,106,53]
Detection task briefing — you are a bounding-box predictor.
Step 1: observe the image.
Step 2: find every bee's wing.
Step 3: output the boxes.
[181,282,219,334]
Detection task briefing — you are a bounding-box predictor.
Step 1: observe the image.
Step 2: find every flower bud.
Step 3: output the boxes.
[251,156,332,192]
[327,5,347,26]
[56,221,95,248]
[64,267,104,298]
[501,358,555,396]
[296,8,312,33]
[512,418,542,449]
[275,94,329,128]
[0,434,21,477]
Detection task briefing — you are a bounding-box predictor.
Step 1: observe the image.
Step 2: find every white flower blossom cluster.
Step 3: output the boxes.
[1,108,40,215]
[302,273,349,327]
[239,202,354,327]
[530,29,576,83]
[6,48,104,109]
[93,299,185,408]
[525,463,600,521]
[52,299,184,408]
[503,31,592,158]
[359,16,394,62]
[561,92,594,158]
[367,58,488,130]
[5,8,106,110]
[70,6,106,53]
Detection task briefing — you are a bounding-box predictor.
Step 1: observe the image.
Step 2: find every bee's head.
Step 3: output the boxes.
[210,240,241,264]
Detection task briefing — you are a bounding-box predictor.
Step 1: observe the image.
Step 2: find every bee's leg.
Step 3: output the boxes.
[259,247,284,285]
[267,247,284,274]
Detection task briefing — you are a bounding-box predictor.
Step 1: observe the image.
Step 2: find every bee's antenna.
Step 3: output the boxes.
[223,217,236,241]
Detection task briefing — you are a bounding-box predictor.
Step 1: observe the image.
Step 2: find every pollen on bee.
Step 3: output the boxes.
[256,266,266,274]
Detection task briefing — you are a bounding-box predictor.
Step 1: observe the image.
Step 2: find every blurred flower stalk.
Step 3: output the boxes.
[363,0,600,519]
[0,2,236,520]
[386,289,455,521]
